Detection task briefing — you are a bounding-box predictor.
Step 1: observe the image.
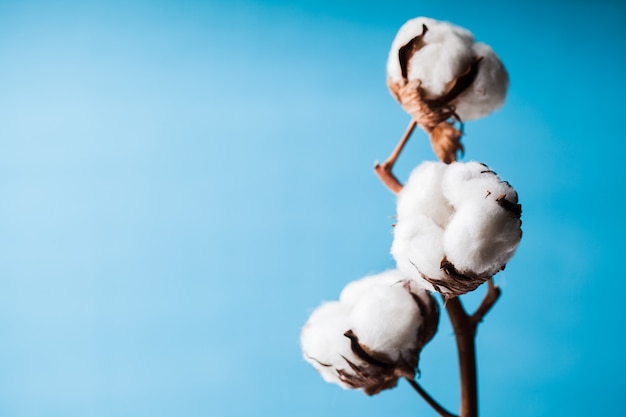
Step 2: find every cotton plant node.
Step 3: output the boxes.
[301,270,439,396]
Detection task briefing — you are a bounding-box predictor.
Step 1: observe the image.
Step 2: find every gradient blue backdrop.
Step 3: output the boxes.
[1,0,625,416]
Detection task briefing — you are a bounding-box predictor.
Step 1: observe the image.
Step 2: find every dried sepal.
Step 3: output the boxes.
[429,122,464,164]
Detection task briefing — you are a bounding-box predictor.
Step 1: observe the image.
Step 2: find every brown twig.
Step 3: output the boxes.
[374,119,417,194]
[406,378,459,417]
[470,278,502,327]
[444,296,478,417]
[444,280,501,417]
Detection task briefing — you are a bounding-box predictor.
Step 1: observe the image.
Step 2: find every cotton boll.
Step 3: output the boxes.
[349,284,422,363]
[301,301,361,387]
[386,17,475,97]
[392,160,522,296]
[339,269,405,307]
[453,42,508,121]
[387,17,507,114]
[303,272,441,395]
[387,17,475,97]
[443,200,522,277]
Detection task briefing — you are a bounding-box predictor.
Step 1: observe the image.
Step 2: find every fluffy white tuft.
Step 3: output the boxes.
[441,162,518,209]
[350,283,421,362]
[396,161,452,227]
[443,200,521,277]
[392,161,522,295]
[391,162,452,291]
[339,269,405,307]
[300,301,360,388]
[453,42,508,121]
[392,214,446,292]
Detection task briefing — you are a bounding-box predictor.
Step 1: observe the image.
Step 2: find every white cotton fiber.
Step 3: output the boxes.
[453,42,508,121]
[392,162,452,291]
[392,214,446,292]
[396,161,452,228]
[441,162,518,209]
[349,284,422,362]
[339,269,405,307]
[443,200,521,277]
[300,301,359,387]
[391,161,522,296]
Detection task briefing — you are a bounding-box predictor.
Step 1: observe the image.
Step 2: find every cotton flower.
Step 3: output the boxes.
[301,270,439,395]
[386,17,508,163]
[391,161,521,296]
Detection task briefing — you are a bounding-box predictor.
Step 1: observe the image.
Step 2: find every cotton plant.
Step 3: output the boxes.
[301,270,439,395]
[304,16,521,417]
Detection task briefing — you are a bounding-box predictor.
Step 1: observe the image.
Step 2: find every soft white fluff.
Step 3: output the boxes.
[441,162,518,209]
[453,42,508,121]
[387,17,508,121]
[392,161,522,294]
[396,161,452,228]
[391,163,452,290]
[443,200,520,277]
[392,214,446,289]
[350,283,422,362]
[300,301,360,387]
[339,269,405,307]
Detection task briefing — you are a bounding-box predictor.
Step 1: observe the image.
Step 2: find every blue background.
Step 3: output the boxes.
[1,0,625,416]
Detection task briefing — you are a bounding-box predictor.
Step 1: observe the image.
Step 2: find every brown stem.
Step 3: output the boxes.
[406,378,459,417]
[374,119,417,194]
[445,297,478,417]
[444,280,501,417]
